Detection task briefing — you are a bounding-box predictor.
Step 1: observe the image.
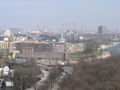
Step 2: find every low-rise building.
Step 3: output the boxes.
[53,43,84,53]
[0,41,16,57]
[15,41,84,59]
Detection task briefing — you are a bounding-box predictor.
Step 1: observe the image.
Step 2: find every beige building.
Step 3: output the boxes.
[53,43,84,53]
[16,41,53,53]
[15,41,83,59]
[0,41,16,51]
[0,41,16,57]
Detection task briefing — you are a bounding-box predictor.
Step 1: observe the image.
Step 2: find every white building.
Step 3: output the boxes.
[4,29,12,37]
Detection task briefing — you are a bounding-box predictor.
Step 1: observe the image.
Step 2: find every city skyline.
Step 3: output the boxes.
[0,0,120,30]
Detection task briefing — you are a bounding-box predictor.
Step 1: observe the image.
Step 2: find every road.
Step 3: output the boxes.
[52,75,64,90]
[52,66,73,90]
[27,64,50,90]
[35,69,49,89]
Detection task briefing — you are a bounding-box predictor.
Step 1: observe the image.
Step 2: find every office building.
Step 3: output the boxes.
[98,25,108,34]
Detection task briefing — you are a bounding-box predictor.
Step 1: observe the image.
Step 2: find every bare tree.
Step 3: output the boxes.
[12,59,41,90]
[60,56,120,90]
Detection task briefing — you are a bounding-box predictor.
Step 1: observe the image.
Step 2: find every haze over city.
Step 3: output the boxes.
[1,0,120,90]
[0,0,120,30]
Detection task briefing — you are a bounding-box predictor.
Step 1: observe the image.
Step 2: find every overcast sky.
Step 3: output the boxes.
[0,0,120,30]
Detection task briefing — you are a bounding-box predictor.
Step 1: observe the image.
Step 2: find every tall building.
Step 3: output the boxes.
[4,29,12,37]
[59,29,65,43]
[98,25,108,34]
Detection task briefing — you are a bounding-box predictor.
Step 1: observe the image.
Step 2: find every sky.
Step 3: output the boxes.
[0,0,120,30]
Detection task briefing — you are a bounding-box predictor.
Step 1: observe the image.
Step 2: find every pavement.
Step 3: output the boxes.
[35,70,49,89]
[51,66,73,90]
[52,75,64,90]
[25,65,73,90]
[27,64,50,90]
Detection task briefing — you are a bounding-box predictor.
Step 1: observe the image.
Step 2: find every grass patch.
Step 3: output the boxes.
[70,50,102,61]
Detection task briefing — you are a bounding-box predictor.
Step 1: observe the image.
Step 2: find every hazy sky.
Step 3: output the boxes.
[0,0,120,30]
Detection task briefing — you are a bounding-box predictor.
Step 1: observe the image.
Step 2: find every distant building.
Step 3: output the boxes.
[0,41,14,51]
[16,41,53,53]
[79,36,84,40]
[59,37,65,43]
[83,36,93,40]
[0,41,15,57]
[16,43,66,59]
[4,29,12,37]
[53,43,84,53]
[15,41,84,59]
[98,25,108,34]
[0,48,8,57]
[65,31,80,43]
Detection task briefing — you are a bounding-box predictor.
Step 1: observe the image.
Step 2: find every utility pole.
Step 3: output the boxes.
[5,39,10,59]
[8,39,10,58]
[63,43,67,61]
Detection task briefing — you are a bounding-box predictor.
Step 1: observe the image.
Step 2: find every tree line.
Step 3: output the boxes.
[59,56,120,90]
